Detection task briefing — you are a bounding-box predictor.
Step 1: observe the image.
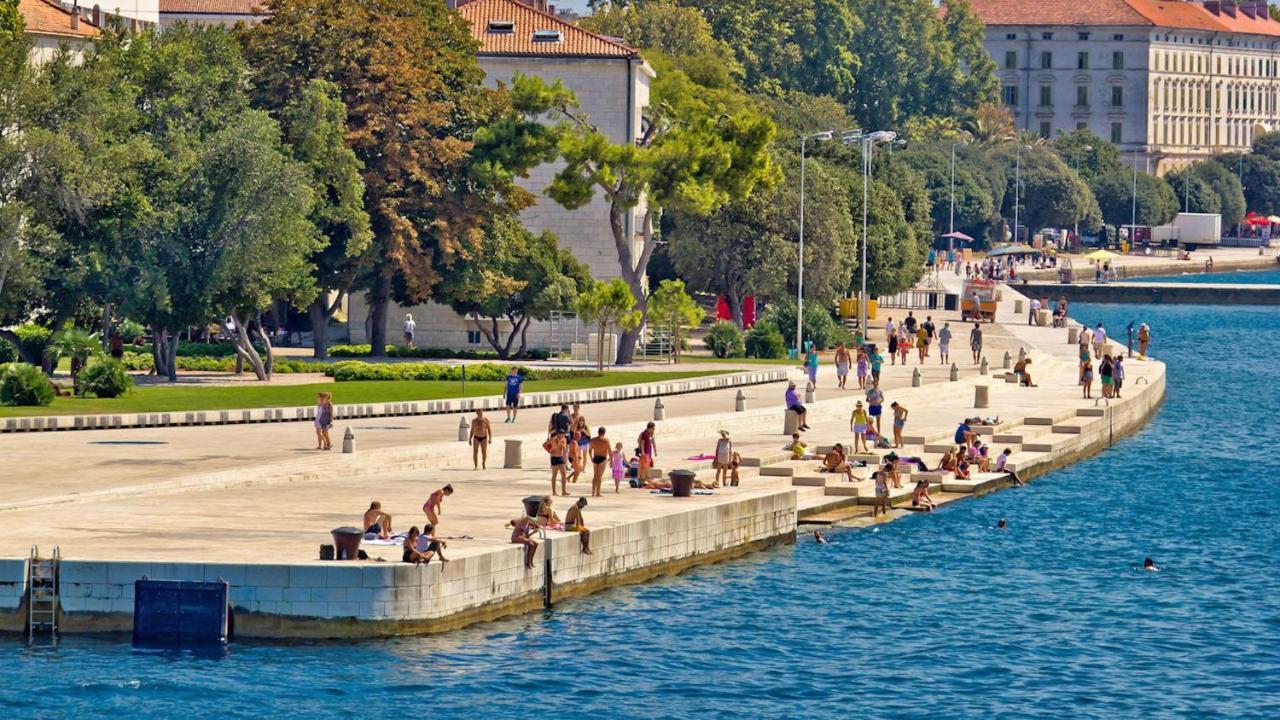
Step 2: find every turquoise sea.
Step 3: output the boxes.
[3,299,1279,718]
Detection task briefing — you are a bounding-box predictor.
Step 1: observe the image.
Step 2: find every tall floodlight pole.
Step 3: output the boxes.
[797,130,833,355]
[1013,146,1023,244]
[1074,144,1092,243]
[1131,149,1140,243]
[854,130,897,336]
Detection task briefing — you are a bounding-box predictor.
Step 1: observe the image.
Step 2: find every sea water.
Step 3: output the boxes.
[3,302,1279,719]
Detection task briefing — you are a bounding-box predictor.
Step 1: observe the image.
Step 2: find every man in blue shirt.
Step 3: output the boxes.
[504,368,524,423]
[954,421,976,446]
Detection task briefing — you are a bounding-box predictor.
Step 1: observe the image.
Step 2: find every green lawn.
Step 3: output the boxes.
[0,370,731,418]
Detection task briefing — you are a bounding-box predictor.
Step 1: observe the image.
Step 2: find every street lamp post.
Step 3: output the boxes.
[797,130,833,355]
[1130,149,1140,245]
[1013,145,1025,244]
[847,130,897,336]
[949,141,964,236]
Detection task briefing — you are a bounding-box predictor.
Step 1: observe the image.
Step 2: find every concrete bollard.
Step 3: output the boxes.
[783,409,801,435]
[1068,327,1079,344]
[504,439,523,469]
[911,368,921,387]
[1002,351,1012,369]
[949,363,959,381]
[1018,346,1027,363]
[458,417,469,442]
[980,357,989,375]
[735,389,746,412]
[1014,298,1024,314]
[974,384,989,409]
[342,427,354,454]
[654,397,665,421]
[805,382,816,404]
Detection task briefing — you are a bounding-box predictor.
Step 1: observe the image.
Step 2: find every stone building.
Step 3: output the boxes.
[972,0,1280,173]
[348,0,653,351]
[157,0,261,27]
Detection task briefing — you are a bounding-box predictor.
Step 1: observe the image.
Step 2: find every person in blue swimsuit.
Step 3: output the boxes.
[503,368,524,423]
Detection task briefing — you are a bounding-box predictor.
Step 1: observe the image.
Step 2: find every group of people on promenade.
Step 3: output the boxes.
[360,484,455,565]
[1077,323,1127,400]
[542,403,630,497]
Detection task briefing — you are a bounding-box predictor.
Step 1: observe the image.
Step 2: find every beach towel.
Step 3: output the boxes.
[687,454,716,461]
[362,532,407,546]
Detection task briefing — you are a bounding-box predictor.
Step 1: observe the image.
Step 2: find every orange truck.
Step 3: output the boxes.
[960,279,998,322]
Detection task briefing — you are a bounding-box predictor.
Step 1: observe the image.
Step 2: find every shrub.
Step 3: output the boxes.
[759,300,851,350]
[328,344,551,361]
[78,358,132,398]
[744,321,787,359]
[11,323,53,362]
[323,361,599,383]
[118,319,147,343]
[704,321,745,359]
[0,362,55,406]
[0,338,16,364]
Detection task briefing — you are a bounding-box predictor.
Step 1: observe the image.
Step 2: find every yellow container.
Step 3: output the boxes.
[841,298,877,321]
[866,299,878,321]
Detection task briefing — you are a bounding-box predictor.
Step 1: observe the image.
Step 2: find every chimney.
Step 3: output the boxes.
[1205,0,1221,15]
[71,12,80,30]
[92,4,100,25]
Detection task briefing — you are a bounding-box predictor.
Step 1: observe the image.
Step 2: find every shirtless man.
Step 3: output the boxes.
[821,444,855,482]
[469,409,492,470]
[588,427,611,498]
[422,484,453,530]
[547,430,569,496]
[834,343,852,389]
[1013,357,1037,387]
[363,501,393,540]
[564,497,593,555]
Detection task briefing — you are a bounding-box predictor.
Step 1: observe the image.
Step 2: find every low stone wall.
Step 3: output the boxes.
[1018,254,1276,283]
[0,369,788,434]
[2,489,796,638]
[1020,281,1280,305]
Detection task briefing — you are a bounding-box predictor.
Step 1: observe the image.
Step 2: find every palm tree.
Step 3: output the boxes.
[48,326,101,389]
[966,102,1016,148]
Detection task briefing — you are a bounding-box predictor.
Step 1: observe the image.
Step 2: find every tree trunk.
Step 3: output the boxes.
[100,304,112,351]
[256,320,275,381]
[0,329,36,365]
[608,202,657,366]
[151,329,179,382]
[596,319,606,372]
[230,313,269,381]
[166,334,179,383]
[307,290,344,360]
[517,316,530,359]
[369,276,391,357]
[726,290,745,329]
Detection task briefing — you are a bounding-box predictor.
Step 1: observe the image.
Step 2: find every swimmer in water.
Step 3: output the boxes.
[997,518,1007,530]
[1143,558,1160,572]
[813,529,829,545]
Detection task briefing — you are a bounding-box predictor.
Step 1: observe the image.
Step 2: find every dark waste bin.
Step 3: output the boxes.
[331,526,363,561]
[522,495,544,517]
[669,470,696,498]
[944,293,959,311]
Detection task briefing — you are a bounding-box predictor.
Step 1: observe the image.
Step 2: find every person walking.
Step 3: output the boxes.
[638,422,657,478]
[1112,355,1125,398]
[314,391,334,451]
[938,322,952,365]
[915,324,928,364]
[856,349,869,389]
[922,316,936,357]
[805,346,819,387]
[403,313,416,348]
[1028,297,1041,325]
[1093,322,1107,359]
[834,343,851,389]
[469,409,491,470]
[887,324,899,365]
[503,368,523,423]
[970,323,983,364]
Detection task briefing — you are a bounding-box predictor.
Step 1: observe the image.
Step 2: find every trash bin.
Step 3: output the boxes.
[668,470,697,498]
[522,495,544,517]
[331,526,363,561]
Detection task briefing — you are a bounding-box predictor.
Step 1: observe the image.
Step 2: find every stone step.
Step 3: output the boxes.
[740,452,791,467]
[1022,434,1078,452]
[791,474,826,487]
[924,442,958,454]
[1001,451,1046,473]
[993,425,1049,443]
[1051,417,1097,434]
[800,502,871,525]
[824,484,860,497]
[941,472,1010,494]
[1077,407,1106,417]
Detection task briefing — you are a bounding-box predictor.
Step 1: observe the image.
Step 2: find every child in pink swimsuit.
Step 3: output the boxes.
[610,443,625,493]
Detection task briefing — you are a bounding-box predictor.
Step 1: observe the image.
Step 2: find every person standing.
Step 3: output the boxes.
[503,368,524,423]
[588,427,611,498]
[610,442,626,493]
[855,349,869,389]
[870,345,884,383]
[548,403,571,437]
[1112,355,1125,398]
[314,391,334,451]
[713,430,733,487]
[1028,296,1041,325]
[469,409,491,470]
[834,343,851,389]
[1137,323,1151,359]
[638,422,657,478]
[1081,359,1094,399]
[805,346,819,387]
[969,323,983,364]
[890,401,908,448]
[1099,354,1114,399]
[938,322,952,365]
[545,431,569,496]
[872,464,890,518]
[403,313,417,348]
[915,324,928,364]
[422,484,454,530]
[1093,322,1107,358]
[850,401,870,453]
[866,380,885,438]
[887,324,899,365]
[922,316,936,357]
[885,317,896,347]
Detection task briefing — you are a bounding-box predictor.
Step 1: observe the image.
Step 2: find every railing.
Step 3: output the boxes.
[876,289,950,310]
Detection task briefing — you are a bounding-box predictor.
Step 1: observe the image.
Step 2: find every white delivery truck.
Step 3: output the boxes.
[1152,213,1221,250]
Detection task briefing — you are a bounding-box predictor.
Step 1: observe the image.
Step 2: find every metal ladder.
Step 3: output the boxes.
[27,545,60,642]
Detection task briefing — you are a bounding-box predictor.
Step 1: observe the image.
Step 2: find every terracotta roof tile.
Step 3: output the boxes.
[158,0,263,15]
[19,0,100,38]
[973,0,1280,38]
[457,0,638,58]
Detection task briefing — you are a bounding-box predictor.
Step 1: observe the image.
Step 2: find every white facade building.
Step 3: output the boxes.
[973,0,1280,173]
[19,0,101,64]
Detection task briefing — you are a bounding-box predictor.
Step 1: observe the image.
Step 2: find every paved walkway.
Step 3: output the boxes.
[0,290,1164,564]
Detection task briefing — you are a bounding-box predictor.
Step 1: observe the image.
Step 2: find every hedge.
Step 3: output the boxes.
[118,351,328,374]
[322,361,598,383]
[328,344,552,361]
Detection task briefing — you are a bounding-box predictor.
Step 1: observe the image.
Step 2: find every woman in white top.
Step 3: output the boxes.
[403,313,416,348]
[714,431,733,486]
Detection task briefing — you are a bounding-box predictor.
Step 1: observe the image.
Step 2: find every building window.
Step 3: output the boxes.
[1076,121,1088,130]
[1111,122,1123,143]
[1005,33,1017,40]
[1039,121,1052,138]
[466,329,482,345]
[1078,32,1091,41]
[1114,33,1124,41]
[1041,51,1052,69]
[1039,85,1052,105]
[1003,85,1019,106]
[1042,32,1054,40]
[1113,51,1124,69]
[1077,52,1089,70]
[1005,50,1017,69]
[1112,86,1124,106]
[1076,86,1089,106]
